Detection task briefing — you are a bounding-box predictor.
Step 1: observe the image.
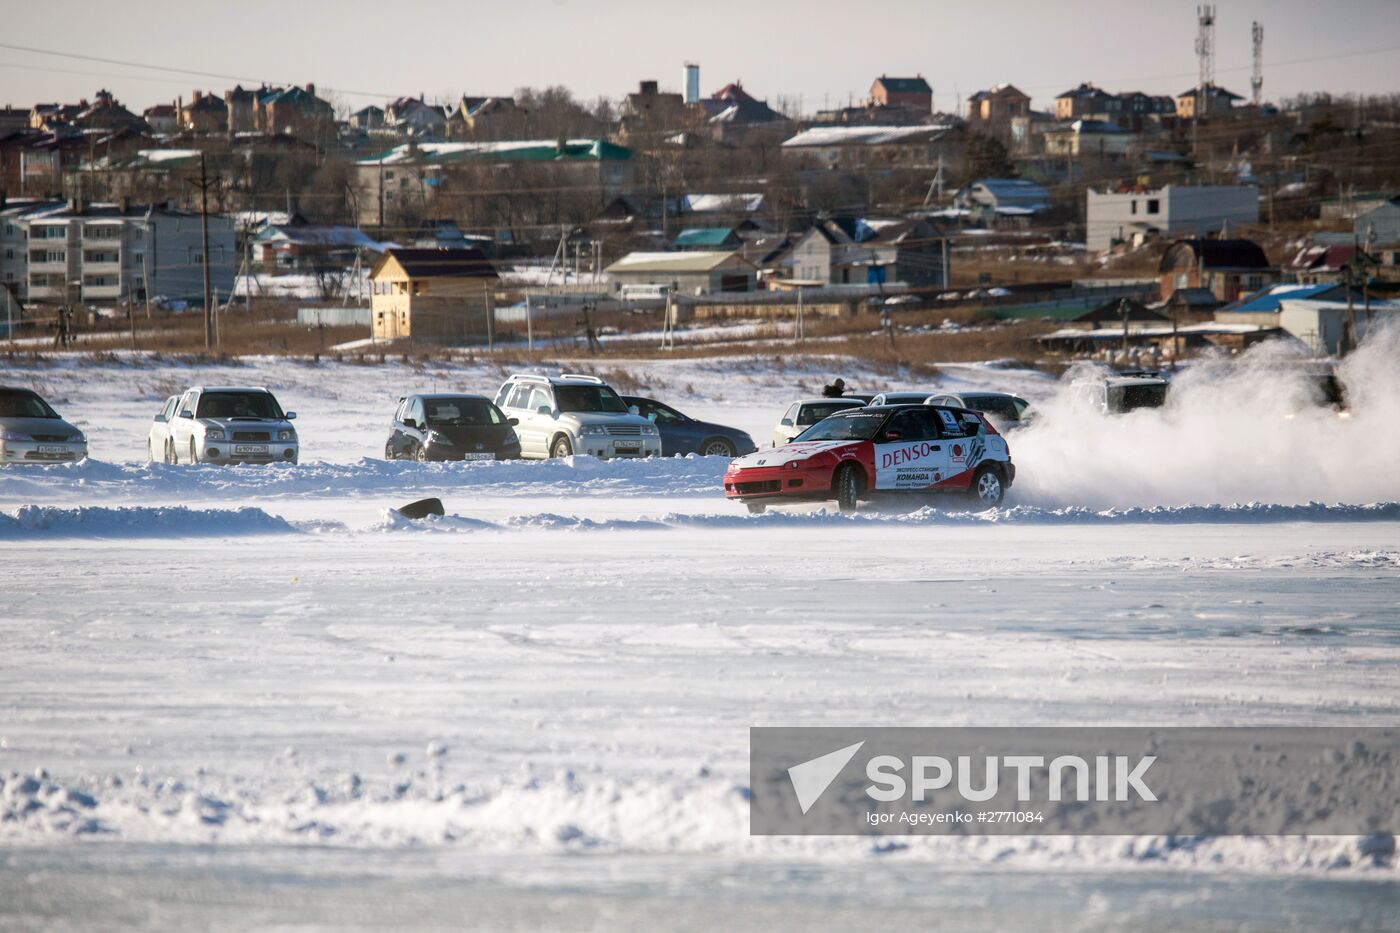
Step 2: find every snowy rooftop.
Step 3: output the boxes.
[781,125,952,147]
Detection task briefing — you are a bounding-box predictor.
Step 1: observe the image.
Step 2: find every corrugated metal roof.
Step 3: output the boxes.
[782,125,951,147]
[606,250,745,274]
[673,227,737,247]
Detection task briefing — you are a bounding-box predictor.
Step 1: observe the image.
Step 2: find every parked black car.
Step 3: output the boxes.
[621,396,757,457]
[386,394,521,462]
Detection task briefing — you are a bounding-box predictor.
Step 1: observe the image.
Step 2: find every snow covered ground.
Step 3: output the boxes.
[2,340,1399,929]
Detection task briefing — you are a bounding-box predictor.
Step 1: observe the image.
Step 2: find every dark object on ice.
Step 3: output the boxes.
[821,378,847,398]
[396,497,445,520]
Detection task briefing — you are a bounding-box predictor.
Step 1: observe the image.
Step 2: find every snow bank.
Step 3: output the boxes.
[0,767,1392,876]
[0,505,296,538]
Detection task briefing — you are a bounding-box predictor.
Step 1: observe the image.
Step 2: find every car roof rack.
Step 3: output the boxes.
[507,372,550,383]
[558,372,604,384]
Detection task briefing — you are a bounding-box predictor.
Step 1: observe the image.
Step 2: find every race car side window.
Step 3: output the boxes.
[780,404,798,426]
[883,409,937,441]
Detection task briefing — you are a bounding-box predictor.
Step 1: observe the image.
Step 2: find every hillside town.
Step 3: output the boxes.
[2,19,1399,362]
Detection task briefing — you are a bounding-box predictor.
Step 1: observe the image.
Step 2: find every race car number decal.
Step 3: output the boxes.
[874,440,946,490]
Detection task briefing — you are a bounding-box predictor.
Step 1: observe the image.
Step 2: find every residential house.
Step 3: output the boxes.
[72,91,147,134]
[0,107,29,135]
[620,81,689,139]
[1284,242,1379,285]
[445,97,520,138]
[1355,196,1400,246]
[225,85,258,133]
[605,250,756,296]
[1158,239,1275,303]
[696,83,791,145]
[1054,83,1116,120]
[30,102,85,132]
[1072,297,1169,329]
[787,217,946,286]
[736,234,791,285]
[955,178,1051,227]
[254,84,334,136]
[965,84,1031,126]
[1043,119,1139,159]
[869,76,932,113]
[143,104,178,134]
[1175,83,1243,119]
[353,138,633,228]
[253,224,386,271]
[780,124,958,169]
[385,96,447,138]
[369,247,498,343]
[1086,183,1259,252]
[349,105,385,132]
[2,199,235,308]
[180,91,227,134]
[672,227,742,251]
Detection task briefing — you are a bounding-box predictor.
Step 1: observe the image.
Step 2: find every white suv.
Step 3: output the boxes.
[167,386,299,465]
[494,373,661,459]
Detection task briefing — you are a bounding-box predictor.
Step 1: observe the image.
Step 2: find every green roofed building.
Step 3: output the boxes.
[672,227,742,250]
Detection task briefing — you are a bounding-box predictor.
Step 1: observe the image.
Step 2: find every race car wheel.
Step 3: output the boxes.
[835,463,862,514]
[701,438,736,457]
[746,501,767,515]
[551,435,574,458]
[969,465,1005,507]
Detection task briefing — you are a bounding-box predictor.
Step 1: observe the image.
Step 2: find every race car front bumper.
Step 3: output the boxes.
[724,461,833,502]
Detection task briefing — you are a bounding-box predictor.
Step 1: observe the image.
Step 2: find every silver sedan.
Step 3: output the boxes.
[0,386,88,464]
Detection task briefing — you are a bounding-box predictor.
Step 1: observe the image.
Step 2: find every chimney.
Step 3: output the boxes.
[305,83,315,97]
[193,90,203,103]
[640,80,658,95]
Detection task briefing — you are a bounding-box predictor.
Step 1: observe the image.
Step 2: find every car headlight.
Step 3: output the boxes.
[0,429,30,441]
[204,428,225,440]
[426,430,454,446]
[640,424,659,436]
[278,429,295,441]
[69,433,86,444]
[579,424,607,436]
[784,460,804,470]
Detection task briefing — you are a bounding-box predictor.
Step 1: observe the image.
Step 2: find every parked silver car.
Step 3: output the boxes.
[0,386,88,464]
[166,386,299,465]
[147,394,181,463]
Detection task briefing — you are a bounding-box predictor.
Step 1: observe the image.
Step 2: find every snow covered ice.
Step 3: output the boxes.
[2,342,1398,929]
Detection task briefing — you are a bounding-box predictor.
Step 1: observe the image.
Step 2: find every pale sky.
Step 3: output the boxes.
[4,0,1399,116]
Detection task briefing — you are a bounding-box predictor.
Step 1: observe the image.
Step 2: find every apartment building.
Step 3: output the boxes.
[0,200,234,307]
[1085,184,1259,252]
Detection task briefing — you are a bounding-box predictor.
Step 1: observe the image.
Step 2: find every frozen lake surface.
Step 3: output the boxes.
[2,352,1398,928]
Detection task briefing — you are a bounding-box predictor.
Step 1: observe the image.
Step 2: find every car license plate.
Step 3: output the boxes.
[37,445,66,454]
[463,453,494,461]
[233,444,269,455]
[613,441,641,450]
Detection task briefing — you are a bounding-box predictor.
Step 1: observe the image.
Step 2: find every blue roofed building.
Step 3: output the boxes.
[954,178,1052,227]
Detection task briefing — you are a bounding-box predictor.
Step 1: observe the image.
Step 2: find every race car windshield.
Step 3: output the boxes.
[1107,384,1167,412]
[794,412,885,442]
[555,385,628,414]
[196,392,285,420]
[962,395,1022,420]
[425,398,503,426]
[0,389,60,419]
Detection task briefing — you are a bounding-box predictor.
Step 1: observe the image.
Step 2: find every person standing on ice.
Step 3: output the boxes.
[822,378,847,398]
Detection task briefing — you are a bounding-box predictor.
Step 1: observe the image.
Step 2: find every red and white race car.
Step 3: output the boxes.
[723,404,1015,513]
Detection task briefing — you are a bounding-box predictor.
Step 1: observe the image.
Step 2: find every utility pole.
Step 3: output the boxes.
[1193,5,1216,160]
[187,152,216,349]
[1251,21,1265,108]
